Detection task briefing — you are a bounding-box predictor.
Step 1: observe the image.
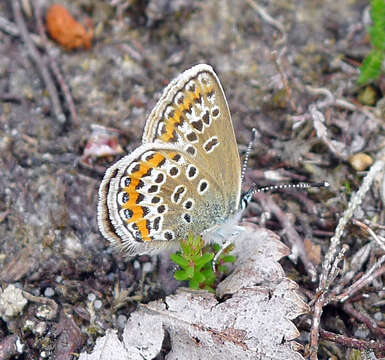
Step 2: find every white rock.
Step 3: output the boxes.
[0,284,27,320]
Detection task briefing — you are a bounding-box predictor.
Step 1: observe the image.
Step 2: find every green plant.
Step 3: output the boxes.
[358,0,385,84]
[170,233,236,291]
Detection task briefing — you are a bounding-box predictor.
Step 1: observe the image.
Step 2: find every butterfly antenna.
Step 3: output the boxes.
[240,181,329,209]
[241,128,257,184]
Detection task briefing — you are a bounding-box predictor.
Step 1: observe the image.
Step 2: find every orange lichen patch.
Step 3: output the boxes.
[46,4,92,50]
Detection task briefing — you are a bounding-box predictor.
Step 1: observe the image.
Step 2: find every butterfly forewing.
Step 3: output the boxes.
[143,64,241,209]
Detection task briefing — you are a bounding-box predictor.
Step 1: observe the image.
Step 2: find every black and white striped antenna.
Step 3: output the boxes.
[241,128,257,184]
[240,128,329,209]
[240,181,329,210]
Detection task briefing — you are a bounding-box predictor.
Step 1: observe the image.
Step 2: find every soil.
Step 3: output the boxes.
[0,0,384,359]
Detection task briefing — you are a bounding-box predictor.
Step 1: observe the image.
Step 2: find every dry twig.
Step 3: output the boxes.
[353,219,385,252]
[333,242,372,295]
[319,328,385,352]
[245,0,286,45]
[308,105,347,160]
[11,0,65,124]
[34,1,78,125]
[258,193,317,281]
[22,290,59,318]
[343,302,385,339]
[319,159,385,292]
[337,261,385,303]
[292,85,385,133]
[309,159,385,359]
[271,48,297,112]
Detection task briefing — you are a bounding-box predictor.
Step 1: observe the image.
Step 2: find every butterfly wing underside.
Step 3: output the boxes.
[98,64,241,255]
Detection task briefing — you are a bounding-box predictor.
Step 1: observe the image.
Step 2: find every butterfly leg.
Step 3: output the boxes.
[212,239,233,272]
[209,223,244,271]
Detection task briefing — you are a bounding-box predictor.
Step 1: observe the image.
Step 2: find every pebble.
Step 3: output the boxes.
[36,304,56,320]
[348,153,373,171]
[44,287,55,297]
[94,300,102,310]
[354,327,370,339]
[142,262,153,273]
[34,322,47,336]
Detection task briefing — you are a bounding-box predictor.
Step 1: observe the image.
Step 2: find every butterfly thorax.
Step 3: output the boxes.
[171,193,240,242]
[201,209,244,245]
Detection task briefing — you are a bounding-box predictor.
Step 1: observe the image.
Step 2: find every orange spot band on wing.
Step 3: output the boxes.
[205,85,214,97]
[160,89,202,142]
[194,88,201,100]
[160,110,183,142]
[146,153,166,167]
[120,153,166,241]
[124,205,143,221]
[137,219,150,241]
[122,154,165,208]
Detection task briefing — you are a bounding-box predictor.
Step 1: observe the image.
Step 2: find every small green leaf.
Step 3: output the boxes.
[180,233,205,257]
[368,26,385,50]
[189,279,200,289]
[193,253,214,268]
[174,270,188,281]
[185,266,194,279]
[357,0,385,84]
[212,243,220,252]
[192,272,205,284]
[371,0,385,31]
[358,50,384,84]
[171,236,236,290]
[174,266,194,281]
[201,269,216,286]
[221,255,236,263]
[217,265,228,273]
[170,253,189,268]
[343,180,352,195]
[179,239,191,255]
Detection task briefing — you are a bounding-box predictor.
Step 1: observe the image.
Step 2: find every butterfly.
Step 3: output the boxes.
[97,64,245,256]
